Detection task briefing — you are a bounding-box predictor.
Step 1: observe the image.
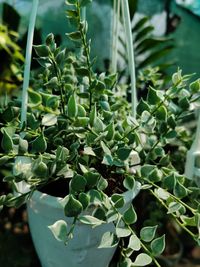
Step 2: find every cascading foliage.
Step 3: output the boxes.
[0,0,200,266]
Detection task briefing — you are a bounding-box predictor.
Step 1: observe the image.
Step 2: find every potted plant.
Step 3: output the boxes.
[0,1,200,267]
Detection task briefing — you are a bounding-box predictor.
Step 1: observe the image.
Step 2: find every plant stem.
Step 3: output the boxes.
[111,0,121,73]
[21,0,39,127]
[121,0,137,118]
[150,189,197,239]
[50,57,65,114]
[146,179,196,214]
[108,200,161,267]
[77,3,93,110]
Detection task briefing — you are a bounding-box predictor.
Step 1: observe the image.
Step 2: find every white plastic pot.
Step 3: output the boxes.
[27,183,141,267]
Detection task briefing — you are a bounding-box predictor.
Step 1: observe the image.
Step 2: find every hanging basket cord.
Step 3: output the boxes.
[20,0,39,128]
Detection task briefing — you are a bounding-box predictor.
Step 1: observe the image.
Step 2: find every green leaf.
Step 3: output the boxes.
[78,192,90,209]
[18,138,28,154]
[34,44,49,57]
[190,79,200,93]
[83,147,96,156]
[140,225,157,242]
[168,202,185,214]
[55,49,66,65]
[94,117,104,132]
[156,106,167,121]
[88,189,102,205]
[45,33,55,47]
[173,180,188,198]
[101,141,111,155]
[1,129,13,152]
[172,69,182,85]
[28,89,42,106]
[74,117,89,127]
[132,16,148,32]
[102,154,113,166]
[147,86,161,105]
[132,253,152,266]
[117,147,132,161]
[93,207,106,220]
[45,77,58,89]
[68,94,78,118]
[137,98,150,115]
[98,232,118,248]
[97,177,108,191]
[141,165,155,177]
[48,220,67,242]
[155,188,170,200]
[179,97,189,110]
[105,122,115,141]
[165,130,177,139]
[70,174,87,192]
[89,104,97,126]
[84,171,100,188]
[56,146,69,162]
[163,173,176,190]
[64,195,83,217]
[148,168,162,182]
[124,205,137,225]
[77,104,86,117]
[100,101,110,111]
[111,194,125,209]
[75,67,90,77]
[67,31,81,41]
[123,176,135,190]
[32,133,47,153]
[180,215,196,227]
[32,159,48,178]
[66,10,78,19]
[79,215,105,226]
[167,115,176,129]
[0,156,10,166]
[135,25,154,43]
[151,235,165,256]
[42,114,57,126]
[116,226,131,238]
[128,234,141,251]
[141,110,151,123]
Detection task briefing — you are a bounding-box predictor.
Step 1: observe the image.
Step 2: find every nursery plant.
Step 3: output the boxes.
[0,0,200,266]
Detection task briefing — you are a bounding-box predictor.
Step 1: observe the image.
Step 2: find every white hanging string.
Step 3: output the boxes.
[121,0,137,118]
[111,0,121,73]
[20,0,39,127]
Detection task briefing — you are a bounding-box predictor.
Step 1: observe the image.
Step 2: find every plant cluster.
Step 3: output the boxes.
[0,23,24,96]
[0,0,200,266]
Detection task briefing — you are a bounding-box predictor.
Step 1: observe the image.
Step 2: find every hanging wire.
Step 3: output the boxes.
[121,0,137,118]
[20,0,39,127]
[111,0,121,73]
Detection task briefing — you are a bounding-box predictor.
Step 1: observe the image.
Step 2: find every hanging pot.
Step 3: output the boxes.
[27,182,141,267]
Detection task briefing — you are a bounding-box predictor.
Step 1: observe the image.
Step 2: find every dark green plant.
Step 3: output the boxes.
[0,23,24,96]
[0,1,200,266]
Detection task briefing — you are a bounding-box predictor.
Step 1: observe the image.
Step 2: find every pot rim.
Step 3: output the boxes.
[29,181,141,210]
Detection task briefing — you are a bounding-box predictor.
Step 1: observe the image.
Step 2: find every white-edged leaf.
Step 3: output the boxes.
[98,232,118,248]
[128,234,141,251]
[151,235,165,256]
[42,114,57,126]
[79,215,105,226]
[83,147,96,156]
[48,220,67,242]
[140,225,157,242]
[154,188,170,200]
[132,253,152,266]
